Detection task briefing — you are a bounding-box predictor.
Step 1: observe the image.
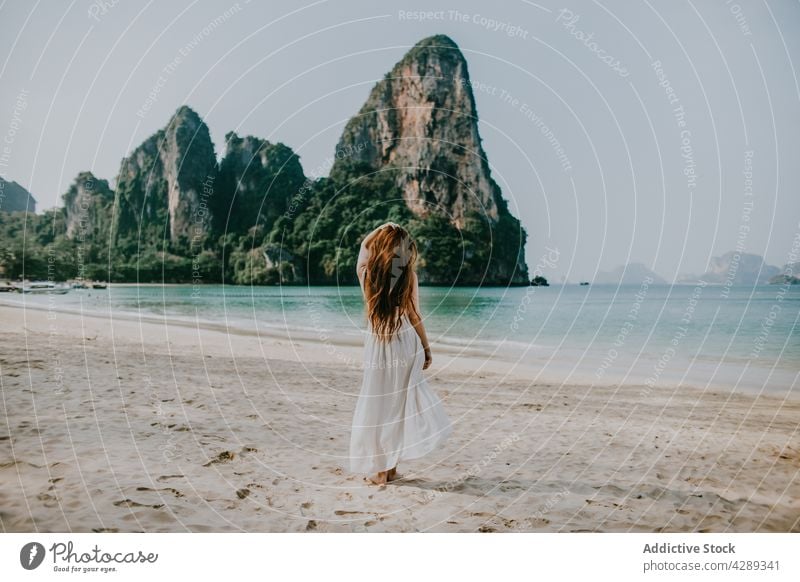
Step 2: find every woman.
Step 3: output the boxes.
[349,222,452,485]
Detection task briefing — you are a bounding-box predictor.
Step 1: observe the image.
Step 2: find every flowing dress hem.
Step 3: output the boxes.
[350,424,453,475]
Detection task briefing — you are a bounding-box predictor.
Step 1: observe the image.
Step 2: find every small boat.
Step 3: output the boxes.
[579,281,590,286]
[20,281,71,294]
[70,279,89,289]
[0,281,15,292]
[92,281,108,289]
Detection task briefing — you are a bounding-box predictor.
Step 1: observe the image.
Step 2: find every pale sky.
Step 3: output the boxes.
[1,0,799,282]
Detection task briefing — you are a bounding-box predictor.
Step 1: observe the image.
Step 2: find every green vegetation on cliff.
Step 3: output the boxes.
[1,36,530,286]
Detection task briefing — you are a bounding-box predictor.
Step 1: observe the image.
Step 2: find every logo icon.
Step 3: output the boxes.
[20,542,45,570]
[390,233,414,292]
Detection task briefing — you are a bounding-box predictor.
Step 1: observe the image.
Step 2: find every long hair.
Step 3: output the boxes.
[363,224,418,341]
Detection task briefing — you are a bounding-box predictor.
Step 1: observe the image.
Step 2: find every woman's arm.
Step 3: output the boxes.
[407,270,432,370]
[361,222,397,248]
[356,238,369,288]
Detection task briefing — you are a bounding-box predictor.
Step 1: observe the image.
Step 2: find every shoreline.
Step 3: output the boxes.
[1,297,795,400]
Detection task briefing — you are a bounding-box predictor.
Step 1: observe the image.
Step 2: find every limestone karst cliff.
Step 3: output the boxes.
[331,35,528,284]
[215,132,306,234]
[0,178,36,213]
[62,172,115,241]
[333,35,501,225]
[113,106,217,248]
[34,36,528,285]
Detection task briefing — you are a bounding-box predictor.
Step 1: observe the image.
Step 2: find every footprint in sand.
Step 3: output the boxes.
[773,445,800,462]
[113,499,164,509]
[136,486,184,498]
[334,510,367,516]
[36,491,60,508]
[156,474,185,482]
[203,451,236,467]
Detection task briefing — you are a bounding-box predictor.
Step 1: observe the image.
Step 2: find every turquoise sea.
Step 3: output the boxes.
[5,283,798,394]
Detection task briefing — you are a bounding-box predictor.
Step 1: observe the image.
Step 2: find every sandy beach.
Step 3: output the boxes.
[1,301,798,533]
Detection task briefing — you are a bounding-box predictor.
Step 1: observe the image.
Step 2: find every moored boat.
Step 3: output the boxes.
[19,281,71,294]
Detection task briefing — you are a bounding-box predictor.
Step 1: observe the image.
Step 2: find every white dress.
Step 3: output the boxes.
[349,240,452,475]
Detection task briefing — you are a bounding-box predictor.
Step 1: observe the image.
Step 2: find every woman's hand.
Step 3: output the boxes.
[423,346,432,370]
[361,222,398,249]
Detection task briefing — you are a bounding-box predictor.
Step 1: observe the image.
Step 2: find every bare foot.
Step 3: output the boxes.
[367,471,388,486]
[387,467,400,482]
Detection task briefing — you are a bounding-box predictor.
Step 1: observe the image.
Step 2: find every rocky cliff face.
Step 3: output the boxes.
[41,37,529,285]
[331,35,528,284]
[215,132,305,234]
[0,178,36,213]
[63,171,115,240]
[113,106,217,247]
[332,35,502,227]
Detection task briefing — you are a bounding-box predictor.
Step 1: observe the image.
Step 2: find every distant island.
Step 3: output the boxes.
[0,36,528,287]
[678,252,793,286]
[593,262,667,285]
[676,252,777,285]
[589,253,795,286]
[767,264,800,285]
